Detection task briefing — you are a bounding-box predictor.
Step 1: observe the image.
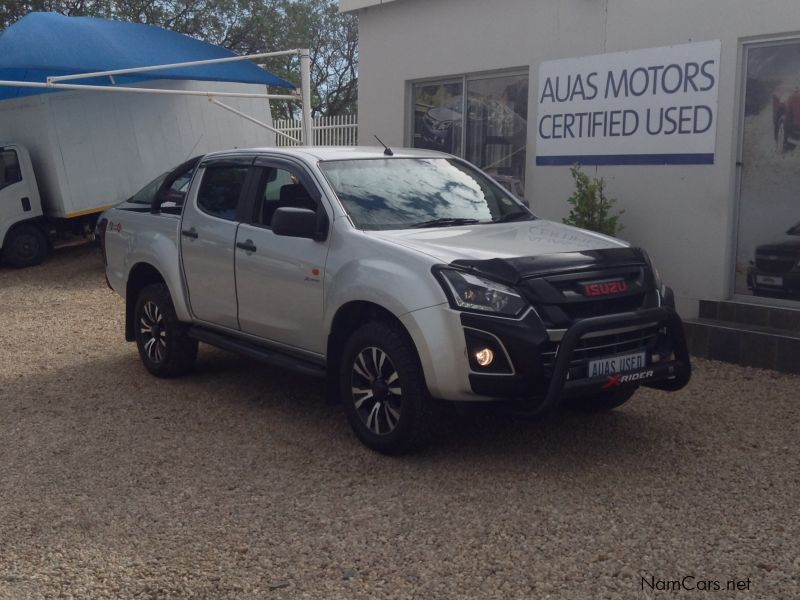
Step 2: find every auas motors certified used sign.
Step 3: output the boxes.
[536,40,721,166]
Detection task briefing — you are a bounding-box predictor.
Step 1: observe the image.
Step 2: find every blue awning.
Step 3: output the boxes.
[0,12,295,100]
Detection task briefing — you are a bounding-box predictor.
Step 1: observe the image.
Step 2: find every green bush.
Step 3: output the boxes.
[562,165,624,236]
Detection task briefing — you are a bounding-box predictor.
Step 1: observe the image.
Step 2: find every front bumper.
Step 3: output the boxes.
[401,304,691,406]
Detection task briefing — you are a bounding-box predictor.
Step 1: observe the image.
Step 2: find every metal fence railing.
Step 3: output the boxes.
[274,114,358,146]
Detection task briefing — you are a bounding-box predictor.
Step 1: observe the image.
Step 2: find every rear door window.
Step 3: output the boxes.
[196,165,250,221]
[0,149,22,190]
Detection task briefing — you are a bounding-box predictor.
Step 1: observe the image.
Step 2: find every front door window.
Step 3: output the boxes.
[0,149,22,190]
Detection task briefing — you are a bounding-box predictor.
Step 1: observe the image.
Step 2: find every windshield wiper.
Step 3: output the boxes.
[493,210,533,223]
[410,217,481,229]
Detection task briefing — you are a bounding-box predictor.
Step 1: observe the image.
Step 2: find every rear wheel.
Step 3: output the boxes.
[2,224,48,268]
[134,283,198,377]
[566,387,637,412]
[339,321,436,454]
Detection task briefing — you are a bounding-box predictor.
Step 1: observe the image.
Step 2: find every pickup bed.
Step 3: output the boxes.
[100,146,690,454]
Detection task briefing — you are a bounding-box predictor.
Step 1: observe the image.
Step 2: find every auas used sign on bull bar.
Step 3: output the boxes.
[536,40,721,166]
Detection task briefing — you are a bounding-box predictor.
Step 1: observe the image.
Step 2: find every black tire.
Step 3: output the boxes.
[566,387,637,412]
[339,320,436,454]
[2,224,49,268]
[134,283,198,377]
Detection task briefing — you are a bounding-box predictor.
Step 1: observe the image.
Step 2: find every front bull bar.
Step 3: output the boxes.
[538,306,692,414]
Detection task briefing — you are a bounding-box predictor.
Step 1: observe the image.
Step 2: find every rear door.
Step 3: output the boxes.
[180,156,254,329]
[234,157,331,354]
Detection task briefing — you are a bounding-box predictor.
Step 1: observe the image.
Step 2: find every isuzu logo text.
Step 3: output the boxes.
[582,280,628,297]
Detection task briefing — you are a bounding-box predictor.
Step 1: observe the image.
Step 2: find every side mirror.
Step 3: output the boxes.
[272,207,320,239]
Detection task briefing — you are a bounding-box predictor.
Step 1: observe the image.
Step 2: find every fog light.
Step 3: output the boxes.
[475,348,494,367]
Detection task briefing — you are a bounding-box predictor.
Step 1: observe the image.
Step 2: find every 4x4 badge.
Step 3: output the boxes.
[304,267,321,283]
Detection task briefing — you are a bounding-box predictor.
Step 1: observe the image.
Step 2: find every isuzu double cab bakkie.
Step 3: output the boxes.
[99,147,691,454]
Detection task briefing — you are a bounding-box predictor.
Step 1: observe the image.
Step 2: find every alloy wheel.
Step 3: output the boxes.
[139,300,167,363]
[350,346,402,435]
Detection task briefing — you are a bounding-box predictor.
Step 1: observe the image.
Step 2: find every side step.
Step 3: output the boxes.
[189,327,327,379]
[684,301,800,374]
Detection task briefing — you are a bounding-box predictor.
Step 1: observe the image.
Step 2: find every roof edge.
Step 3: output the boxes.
[339,0,401,13]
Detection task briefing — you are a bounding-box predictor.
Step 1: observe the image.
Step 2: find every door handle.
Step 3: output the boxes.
[236,239,257,253]
[181,228,198,239]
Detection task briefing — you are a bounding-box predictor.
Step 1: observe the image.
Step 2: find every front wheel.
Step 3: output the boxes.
[2,224,49,268]
[566,387,637,412]
[339,321,436,454]
[134,283,198,377]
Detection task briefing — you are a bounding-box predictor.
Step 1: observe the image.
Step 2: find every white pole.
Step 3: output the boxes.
[0,79,297,100]
[209,98,300,145]
[299,49,313,146]
[48,49,305,83]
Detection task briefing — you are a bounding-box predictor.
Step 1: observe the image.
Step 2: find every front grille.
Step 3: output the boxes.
[541,325,661,378]
[519,265,656,328]
[756,256,796,274]
[559,294,646,320]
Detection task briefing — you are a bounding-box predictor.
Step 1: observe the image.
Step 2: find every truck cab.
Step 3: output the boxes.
[0,143,48,267]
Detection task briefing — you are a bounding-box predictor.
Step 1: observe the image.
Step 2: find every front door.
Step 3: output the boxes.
[235,158,330,355]
[0,146,37,242]
[180,157,253,329]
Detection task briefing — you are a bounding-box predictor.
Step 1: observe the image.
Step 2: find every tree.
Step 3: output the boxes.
[0,0,358,118]
[563,165,624,236]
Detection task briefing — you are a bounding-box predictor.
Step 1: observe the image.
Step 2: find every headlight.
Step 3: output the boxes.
[437,269,527,317]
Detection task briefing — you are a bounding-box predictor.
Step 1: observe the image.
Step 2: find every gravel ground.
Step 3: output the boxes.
[0,243,798,599]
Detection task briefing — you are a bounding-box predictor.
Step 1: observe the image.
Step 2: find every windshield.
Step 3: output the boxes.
[319,157,532,230]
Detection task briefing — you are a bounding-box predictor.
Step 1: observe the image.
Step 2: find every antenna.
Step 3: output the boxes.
[374,135,394,156]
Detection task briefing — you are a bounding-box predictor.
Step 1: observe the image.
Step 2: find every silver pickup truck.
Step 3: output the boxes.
[99,146,690,454]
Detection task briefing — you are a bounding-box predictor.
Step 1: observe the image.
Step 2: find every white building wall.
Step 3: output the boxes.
[353,0,800,315]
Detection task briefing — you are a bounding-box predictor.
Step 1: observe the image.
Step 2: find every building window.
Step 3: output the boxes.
[411,80,463,156]
[736,40,800,305]
[410,70,528,198]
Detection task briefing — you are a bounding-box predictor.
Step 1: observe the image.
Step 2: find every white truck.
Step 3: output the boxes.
[0,80,276,267]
